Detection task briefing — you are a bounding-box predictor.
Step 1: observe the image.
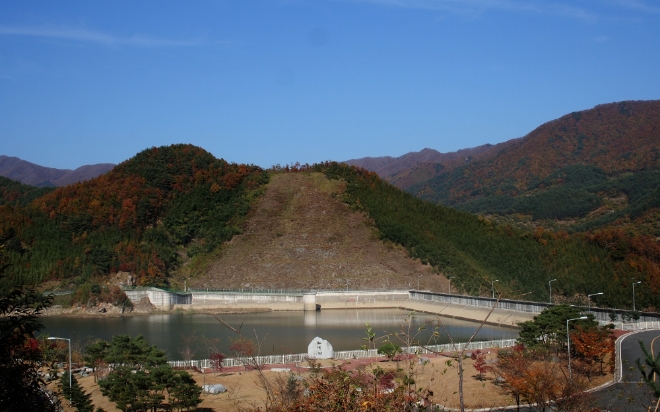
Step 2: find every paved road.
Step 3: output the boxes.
[482,330,660,412]
[594,329,660,411]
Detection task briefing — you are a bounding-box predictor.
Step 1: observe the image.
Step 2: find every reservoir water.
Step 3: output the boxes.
[41,309,518,360]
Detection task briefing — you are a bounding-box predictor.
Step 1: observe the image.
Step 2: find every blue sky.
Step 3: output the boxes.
[1,0,659,170]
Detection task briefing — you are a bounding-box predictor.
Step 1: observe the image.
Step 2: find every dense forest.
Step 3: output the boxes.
[313,161,660,311]
[2,139,660,313]
[0,144,268,289]
[403,100,660,235]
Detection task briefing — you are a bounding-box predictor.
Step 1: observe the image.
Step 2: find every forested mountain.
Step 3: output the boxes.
[348,100,660,236]
[313,162,660,312]
[0,144,268,288]
[0,155,115,187]
[1,137,659,313]
[344,143,515,190]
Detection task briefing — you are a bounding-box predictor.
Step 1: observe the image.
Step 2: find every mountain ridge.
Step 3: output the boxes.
[346,100,660,235]
[0,155,115,187]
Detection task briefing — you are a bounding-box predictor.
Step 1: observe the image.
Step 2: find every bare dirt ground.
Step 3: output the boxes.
[194,172,444,291]
[53,352,612,412]
[41,296,157,317]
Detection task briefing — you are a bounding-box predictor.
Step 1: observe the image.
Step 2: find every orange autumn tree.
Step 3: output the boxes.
[496,344,530,410]
[498,357,563,412]
[570,325,614,377]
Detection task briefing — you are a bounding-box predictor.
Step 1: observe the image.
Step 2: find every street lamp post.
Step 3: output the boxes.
[417,275,422,291]
[587,292,603,313]
[48,337,71,405]
[549,279,557,304]
[346,280,350,292]
[567,316,588,381]
[448,277,454,295]
[633,281,641,312]
[491,280,499,299]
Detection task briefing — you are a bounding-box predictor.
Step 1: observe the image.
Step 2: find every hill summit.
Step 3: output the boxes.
[192,172,439,291]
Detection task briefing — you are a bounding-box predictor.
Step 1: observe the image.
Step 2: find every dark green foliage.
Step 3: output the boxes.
[83,339,110,382]
[457,165,607,220]
[60,373,95,412]
[0,176,55,206]
[0,241,58,412]
[407,164,470,206]
[104,334,168,368]
[535,164,608,190]
[636,339,660,402]
[0,144,269,288]
[573,170,660,232]
[377,341,402,361]
[92,335,201,412]
[517,305,596,349]
[457,188,602,220]
[315,162,648,308]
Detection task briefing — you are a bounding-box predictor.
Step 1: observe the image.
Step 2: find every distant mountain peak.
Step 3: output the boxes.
[0,155,115,187]
[344,143,511,188]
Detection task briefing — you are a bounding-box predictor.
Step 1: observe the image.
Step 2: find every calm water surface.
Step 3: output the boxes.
[41,309,517,360]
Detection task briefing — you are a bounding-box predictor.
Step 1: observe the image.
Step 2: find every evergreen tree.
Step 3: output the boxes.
[0,237,59,412]
[91,335,201,411]
[636,339,660,411]
[60,372,95,412]
[517,305,597,350]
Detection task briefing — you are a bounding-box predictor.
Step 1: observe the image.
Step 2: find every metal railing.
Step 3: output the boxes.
[607,320,660,331]
[167,338,517,369]
[188,288,409,295]
[410,291,660,323]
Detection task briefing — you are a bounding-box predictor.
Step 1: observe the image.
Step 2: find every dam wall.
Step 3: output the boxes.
[410,291,660,324]
[186,291,304,311]
[123,288,192,310]
[314,290,409,309]
[125,287,660,328]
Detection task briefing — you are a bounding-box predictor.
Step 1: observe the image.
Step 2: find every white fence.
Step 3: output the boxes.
[607,320,660,331]
[167,338,517,370]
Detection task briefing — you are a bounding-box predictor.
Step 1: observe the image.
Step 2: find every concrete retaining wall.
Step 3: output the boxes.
[400,298,535,327]
[124,287,660,328]
[315,290,409,309]
[186,291,304,311]
[411,291,660,323]
[123,288,191,310]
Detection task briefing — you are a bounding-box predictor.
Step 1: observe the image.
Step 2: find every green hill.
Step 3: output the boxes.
[2,144,660,313]
[0,144,268,288]
[314,162,660,311]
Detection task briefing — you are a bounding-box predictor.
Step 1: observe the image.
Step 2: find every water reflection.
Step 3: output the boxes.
[41,309,517,360]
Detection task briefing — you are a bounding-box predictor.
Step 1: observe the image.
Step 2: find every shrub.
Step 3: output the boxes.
[377,341,402,362]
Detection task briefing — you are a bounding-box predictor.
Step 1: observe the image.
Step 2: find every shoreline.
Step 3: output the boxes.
[39,301,533,329]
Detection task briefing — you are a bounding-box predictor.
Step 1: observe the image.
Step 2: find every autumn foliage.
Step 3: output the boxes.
[0,144,268,288]
[314,161,660,309]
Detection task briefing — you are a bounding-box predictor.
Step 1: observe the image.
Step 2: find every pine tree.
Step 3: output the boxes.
[0,237,59,412]
[60,372,94,412]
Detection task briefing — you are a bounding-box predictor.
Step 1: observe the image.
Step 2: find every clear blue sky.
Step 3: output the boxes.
[1,0,658,170]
